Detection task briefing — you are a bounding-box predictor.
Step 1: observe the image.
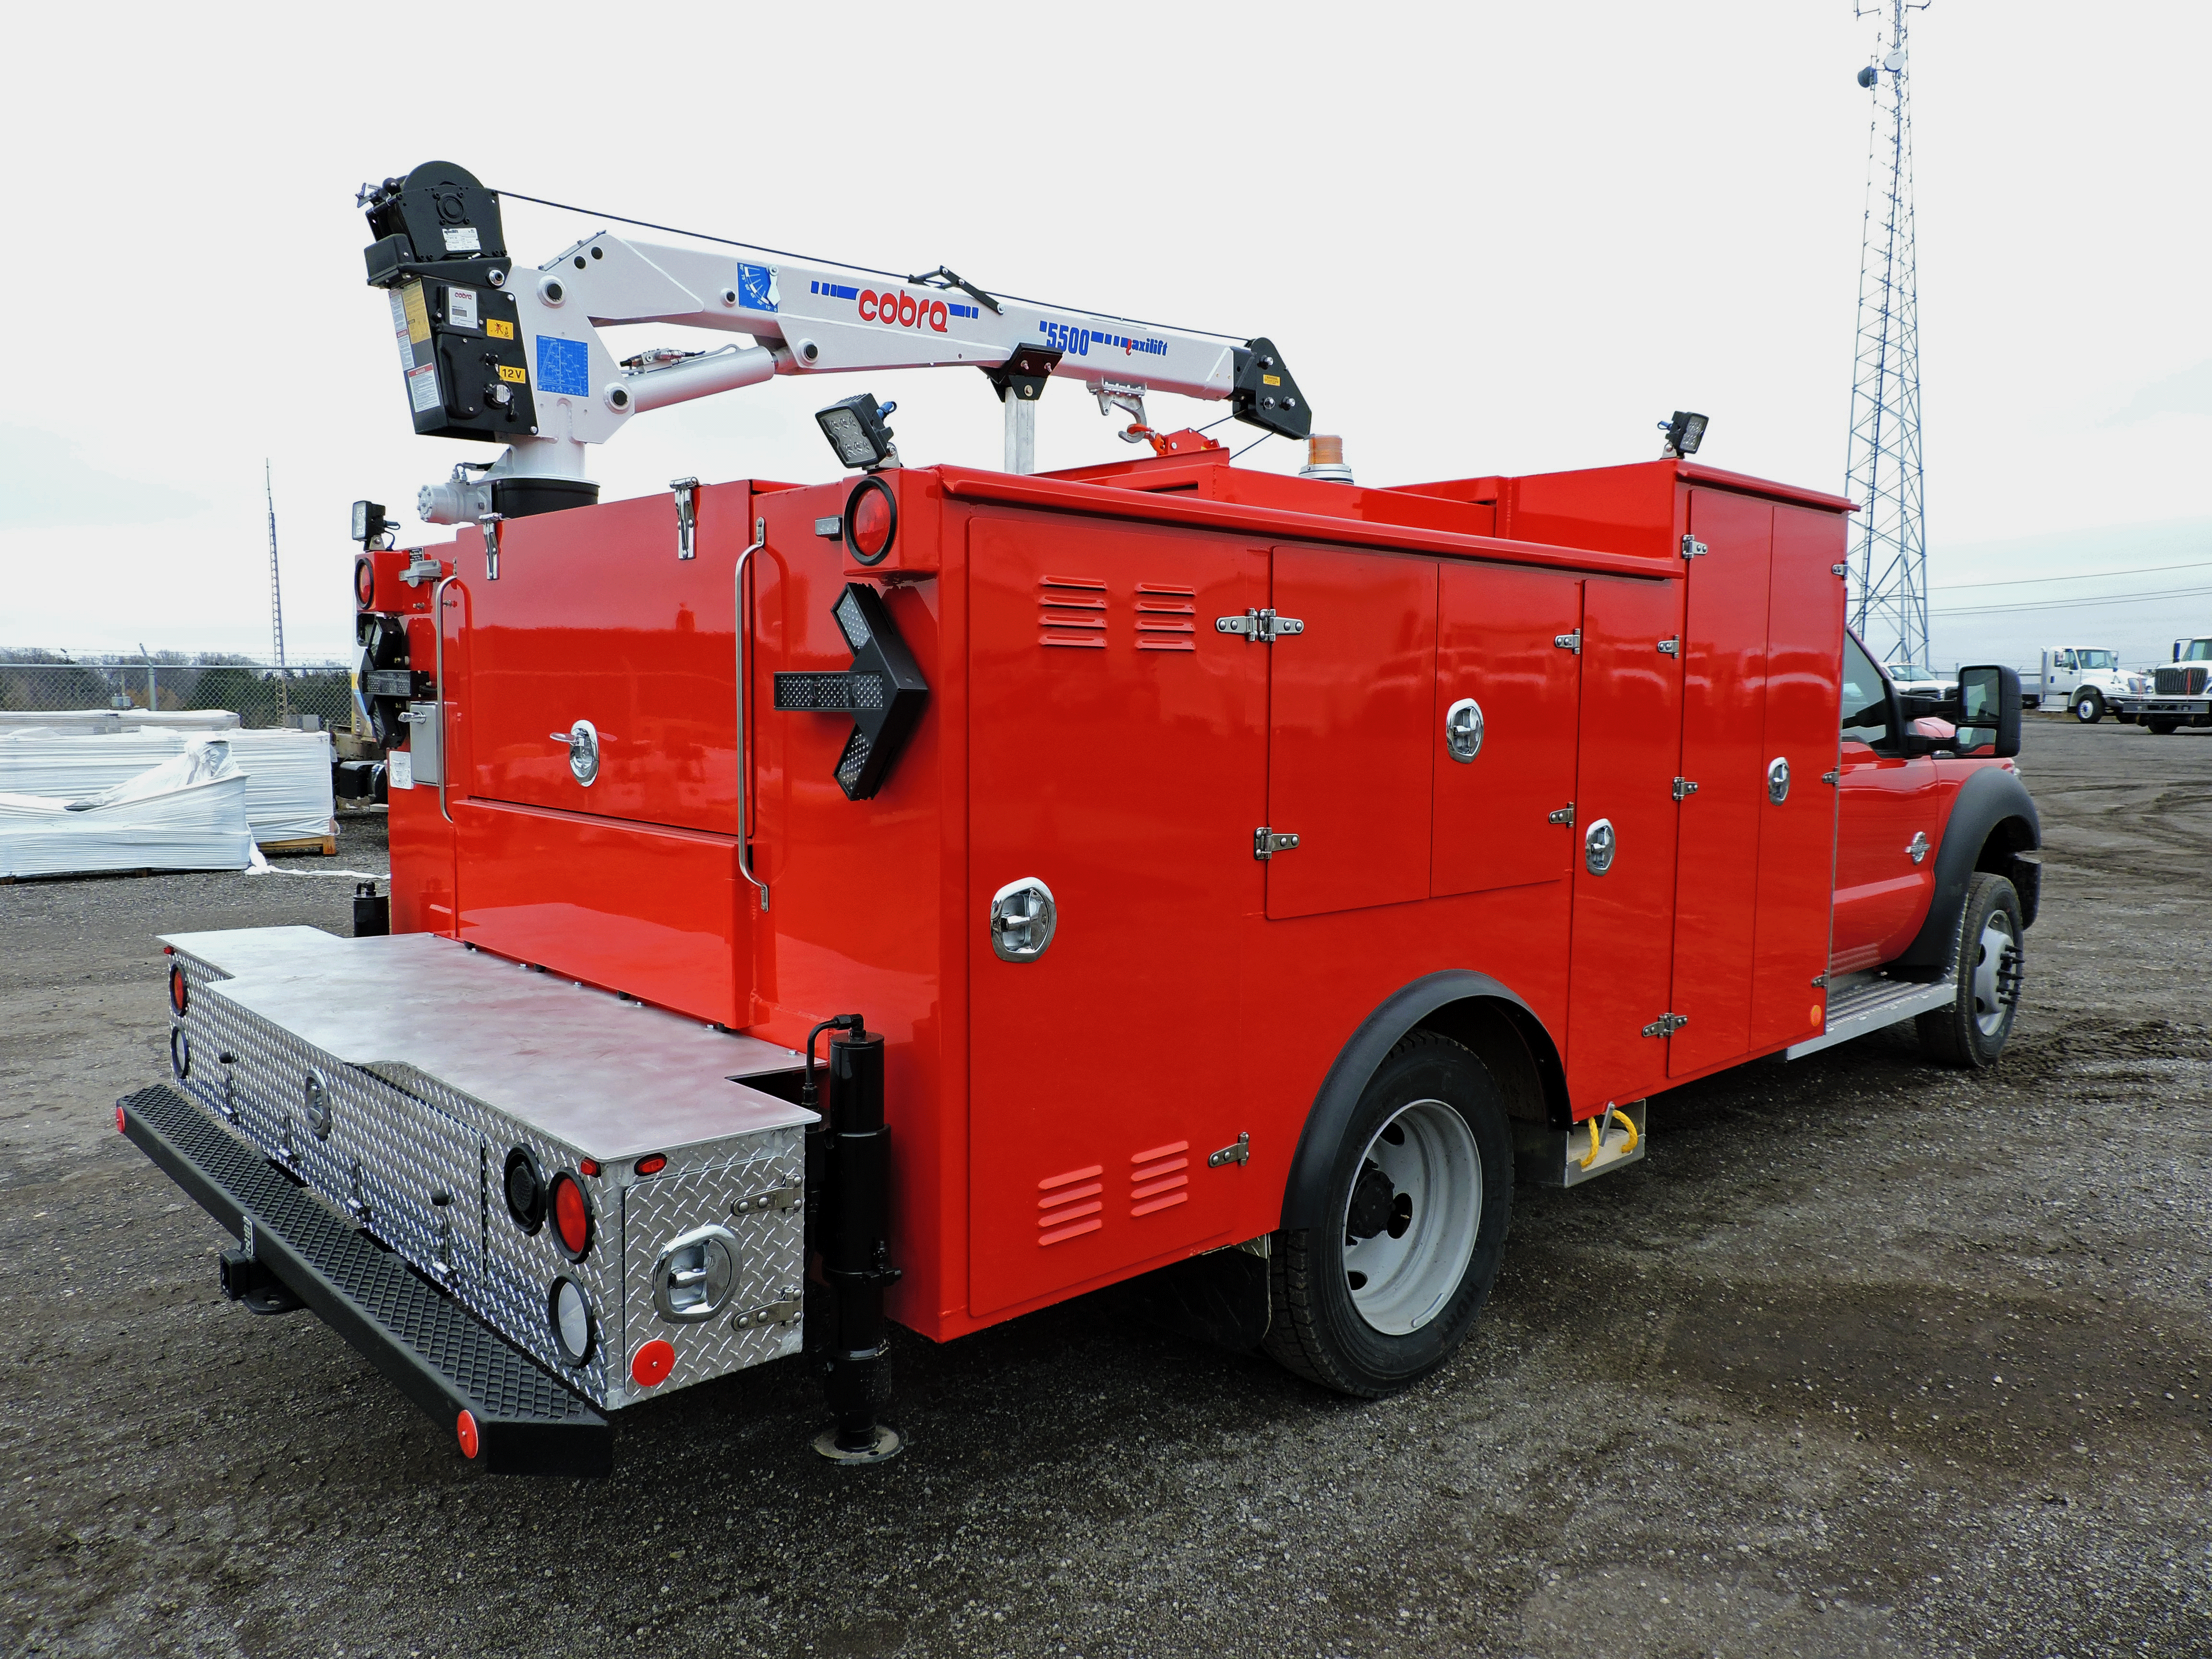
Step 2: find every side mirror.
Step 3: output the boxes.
[1953,664,2021,757]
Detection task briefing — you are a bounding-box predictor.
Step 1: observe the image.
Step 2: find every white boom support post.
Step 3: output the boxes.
[425,228,1264,515]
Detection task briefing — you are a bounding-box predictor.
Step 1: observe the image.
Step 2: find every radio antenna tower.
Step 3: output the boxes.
[1845,0,1930,668]
[264,458,290,723]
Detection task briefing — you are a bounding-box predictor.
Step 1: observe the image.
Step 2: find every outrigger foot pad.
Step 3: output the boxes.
[813,1423,904,1465]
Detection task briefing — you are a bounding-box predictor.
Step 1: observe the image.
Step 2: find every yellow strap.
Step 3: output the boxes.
[1579,1117,1602,1169]
[1607,1104,1641,1155]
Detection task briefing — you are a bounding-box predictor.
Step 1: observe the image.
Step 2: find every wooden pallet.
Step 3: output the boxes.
[257,834,338,857]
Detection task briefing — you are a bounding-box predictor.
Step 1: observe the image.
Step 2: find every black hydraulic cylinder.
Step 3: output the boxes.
[820,1027,900,1456]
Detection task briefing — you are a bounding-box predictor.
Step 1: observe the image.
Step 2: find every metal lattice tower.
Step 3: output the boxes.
[1845,1,1929,668]
[265,458,290,722]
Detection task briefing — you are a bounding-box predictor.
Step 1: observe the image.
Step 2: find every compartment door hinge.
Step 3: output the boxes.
[1641,1012,1689,1038]
[1253,827,1300,860]
[1681,535,1707,560]
[1657,637,1681,656]
[1821,769,1841,785]
[1547,803,1575,826]
[1554,629,1582,653]
[1671,777,1699,801]
[672,475,699,560]
[1216,608,1305,642]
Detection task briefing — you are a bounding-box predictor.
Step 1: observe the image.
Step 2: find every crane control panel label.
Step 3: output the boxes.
[406,363,440,414]
[447,287,478,330]
[486,317,515,340]
[535,336,590,398]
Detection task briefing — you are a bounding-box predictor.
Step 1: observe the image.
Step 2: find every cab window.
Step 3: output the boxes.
[1841,634,1892,748]
[2079,649,2115,670]
[2186,640,2212,662]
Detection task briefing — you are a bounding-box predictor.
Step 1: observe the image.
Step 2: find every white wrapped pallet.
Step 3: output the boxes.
[0,709,240,733]
[0,740,256,878]
[0,725,337,847]
[226,729,337,846]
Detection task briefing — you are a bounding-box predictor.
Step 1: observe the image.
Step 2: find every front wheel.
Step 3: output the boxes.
[1916,872,2025,1068]
[2073,691,2104,723]
[1263,1032,1512,1397]
[2148,719,2179,735]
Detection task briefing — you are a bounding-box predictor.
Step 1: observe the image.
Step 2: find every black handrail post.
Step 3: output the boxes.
[814,1022,903,1463]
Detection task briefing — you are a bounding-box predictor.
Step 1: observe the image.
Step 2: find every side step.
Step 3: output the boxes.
[119,1084,611,1478]
[1781,975,1956,1061]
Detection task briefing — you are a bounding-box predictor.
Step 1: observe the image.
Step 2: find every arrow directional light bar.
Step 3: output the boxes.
[773,586,929,801]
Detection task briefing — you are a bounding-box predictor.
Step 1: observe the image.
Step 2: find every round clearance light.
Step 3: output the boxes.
[844,475,897,565]
[504,1147,545,1234]
[548,1276,596,1366]
[550,1170,593,1260]
[630,1338,676,1389]
[168,963,188,1017]
[354,556,376,610]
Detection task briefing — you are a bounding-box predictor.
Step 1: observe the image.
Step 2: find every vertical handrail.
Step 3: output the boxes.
[734,517,769,909]
[432,571,462,826]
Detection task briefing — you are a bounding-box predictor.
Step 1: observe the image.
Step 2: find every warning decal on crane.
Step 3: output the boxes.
[736,263,779,312]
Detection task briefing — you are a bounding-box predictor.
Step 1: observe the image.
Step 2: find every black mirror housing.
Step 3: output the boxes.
[1955,664,2022,757]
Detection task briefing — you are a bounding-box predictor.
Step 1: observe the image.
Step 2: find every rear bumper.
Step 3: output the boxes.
[120,1083,612,1478]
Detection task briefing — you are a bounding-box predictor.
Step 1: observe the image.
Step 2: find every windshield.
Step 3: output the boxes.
[2186,640,2212,662]
[2076,650,2117,669]
[1887,663,1930,679]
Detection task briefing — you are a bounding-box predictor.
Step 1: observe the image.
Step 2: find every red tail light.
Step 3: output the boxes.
[845,475,897,564]
[168,963,188,1016]
[550,1172,592,1259]
[634,1154,666,1177]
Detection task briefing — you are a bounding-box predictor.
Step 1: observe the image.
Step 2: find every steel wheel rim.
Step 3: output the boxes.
[1971,913,2017,1036]
[1341,1098,1481,1336]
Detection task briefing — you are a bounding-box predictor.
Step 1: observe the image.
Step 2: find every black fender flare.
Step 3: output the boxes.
[1279,970,1548,1231]
[1893,766,2043,969]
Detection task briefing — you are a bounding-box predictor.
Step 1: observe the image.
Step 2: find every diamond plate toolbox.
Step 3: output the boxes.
[162,926,815,1411]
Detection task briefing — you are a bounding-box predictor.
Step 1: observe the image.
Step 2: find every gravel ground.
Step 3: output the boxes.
[3,720,2208,1659]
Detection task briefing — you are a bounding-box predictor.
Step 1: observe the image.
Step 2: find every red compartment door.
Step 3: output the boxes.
[966,514,1263,1317]
[1666,491,1774,1075]
[1432,564,1583,897]
[1563,576,1685,1114]
[1265,547,1438,919]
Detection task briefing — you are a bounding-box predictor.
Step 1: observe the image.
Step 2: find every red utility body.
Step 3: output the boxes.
[377,450,1974,1343]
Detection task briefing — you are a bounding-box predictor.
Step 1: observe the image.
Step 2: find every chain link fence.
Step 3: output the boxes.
[0,651,357,732]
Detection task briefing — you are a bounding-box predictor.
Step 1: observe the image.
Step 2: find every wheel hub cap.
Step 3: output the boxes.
[1341,1098,1482,1336]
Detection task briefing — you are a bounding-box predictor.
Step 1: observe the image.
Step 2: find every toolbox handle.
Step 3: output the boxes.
[735,517,769,909]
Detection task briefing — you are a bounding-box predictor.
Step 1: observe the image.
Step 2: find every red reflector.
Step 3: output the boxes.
[456,1410,480,1459]
[634,1154,666,1177]
[578,1158,601,1178]
[169,964,188,1015]
[115,1106,126,1134]
[551,1174,591,1256]
[631,1339,675,1388]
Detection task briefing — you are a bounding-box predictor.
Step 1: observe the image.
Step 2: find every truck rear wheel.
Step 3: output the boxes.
[1916,872,2024,1068]
[1263,1031,1511,1397]
[2073,690,2104,723]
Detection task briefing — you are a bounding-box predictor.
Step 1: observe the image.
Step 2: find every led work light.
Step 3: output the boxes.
[350,500,389,547]
[815,394,898,470]
[1658,411,1709,459]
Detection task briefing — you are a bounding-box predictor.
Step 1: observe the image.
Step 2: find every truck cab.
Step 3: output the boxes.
[2035,646,2140,723]
[2116,637,2212,733]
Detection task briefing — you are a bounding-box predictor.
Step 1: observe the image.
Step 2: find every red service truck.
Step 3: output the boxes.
[121,163,2041,1476]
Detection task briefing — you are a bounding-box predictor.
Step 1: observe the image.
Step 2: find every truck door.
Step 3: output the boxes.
[966,514,1264,1318]
[1665,491,1773,1074]
[1264,545,1439,918]
[1831,632,1939,970]
[1563,576,1685,1113]
[1432,564,1583,898]
[1746,505,1845,1049]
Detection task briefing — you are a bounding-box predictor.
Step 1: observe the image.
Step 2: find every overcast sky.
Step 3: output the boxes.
[2,2,2205,668]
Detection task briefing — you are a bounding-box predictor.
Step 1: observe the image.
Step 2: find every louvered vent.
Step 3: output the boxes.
[1036,1163,1104,1245]
[1039,576,1108,649]
[1128,1140,1190,1216]
[1135,584,1197,652]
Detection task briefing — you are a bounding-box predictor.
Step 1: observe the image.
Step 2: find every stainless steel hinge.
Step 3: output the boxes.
[730,1178,803,1215]
[672,476,699,560]
[1810,974,1829,987]
[1216,608,1305,642]
[1254,827,1300,860]
[1641,1012,1689,1038]
[1831,563,1848,577]
[1672,777,1699,801]
[1207,1132,1251,1169]
[731,1292,803,1331]
[1681,535,1707,560]
[1820,769,1840,785]
[1548,804,1575,826]
[1657,637,1681,656]
[1554,630,1582,653]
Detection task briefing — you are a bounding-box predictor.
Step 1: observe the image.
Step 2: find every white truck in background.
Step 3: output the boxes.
[2114,637,2212,734]
[2030,648,2142,723]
